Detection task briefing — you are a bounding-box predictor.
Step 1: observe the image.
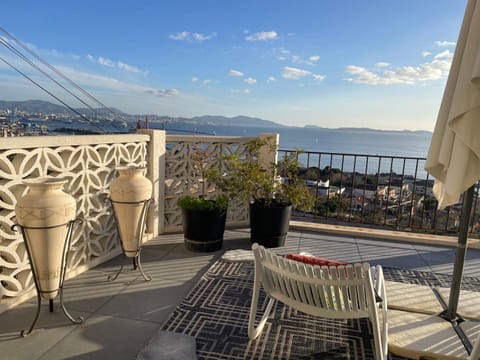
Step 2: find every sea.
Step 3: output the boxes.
[153,123,431,158]
[20,118,433,178]
[152,122,433,179]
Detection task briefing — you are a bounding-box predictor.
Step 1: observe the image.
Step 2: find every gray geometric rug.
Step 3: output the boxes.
[161,259,477,360]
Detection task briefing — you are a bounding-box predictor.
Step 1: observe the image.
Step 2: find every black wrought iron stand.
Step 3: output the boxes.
[107,198,152,282]
[12,219,84,337]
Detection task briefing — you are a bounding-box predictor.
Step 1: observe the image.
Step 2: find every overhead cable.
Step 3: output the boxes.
[0,55,106,133]
[0,27,120,120]
[0,36,99,117]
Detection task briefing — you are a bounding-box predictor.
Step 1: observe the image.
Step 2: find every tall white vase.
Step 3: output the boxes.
[14,177,76,300]
[110,166,152,257]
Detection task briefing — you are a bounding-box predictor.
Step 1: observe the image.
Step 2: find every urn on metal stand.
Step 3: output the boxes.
[13,177,84,337]
[107,166,153,281]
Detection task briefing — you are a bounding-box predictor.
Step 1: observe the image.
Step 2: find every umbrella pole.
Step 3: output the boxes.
[443,184,475,322]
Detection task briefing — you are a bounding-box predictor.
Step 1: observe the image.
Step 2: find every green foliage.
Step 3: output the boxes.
[422,197,438,211]
[315,194,348,216]
[177,145,229,210]
[177,194,228,210]
[206,138,315,210]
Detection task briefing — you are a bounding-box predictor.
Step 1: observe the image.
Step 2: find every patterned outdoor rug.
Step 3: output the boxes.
[161,259,479,360]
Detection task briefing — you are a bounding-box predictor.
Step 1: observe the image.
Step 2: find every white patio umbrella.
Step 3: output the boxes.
[425,0,480,321]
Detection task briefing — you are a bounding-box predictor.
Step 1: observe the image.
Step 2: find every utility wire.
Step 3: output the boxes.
[0,27,121,121]
[0,28,126,132]
[0,36,99,119]
[0,55,106,133]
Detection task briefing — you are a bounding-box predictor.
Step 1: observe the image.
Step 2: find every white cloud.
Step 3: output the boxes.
[267,76,277,82]
[191,77,213,85]
[169,31,216,42]
[117,61,141,74]
[87,55,146,74]
[169,31,189,40]
[192,32,216,41]
[345,65,364,74]
[434,49,453,59]
[98,56,115,67]
[245,31,278,42]
[145,88,180,97]
[435,40,456,47]
[281,66,325,81]
[282,66,311,79]
[344,52,452,85]
[55,65,178,97]
[375,62,390,68]
[421,51,432,57]
[46,48,81,60]
[274,48,320,65]
[244,77,256,84]
[228,69,244,77]
[312,74,326,81]
[274,47,290,61]
[16,41,81,61]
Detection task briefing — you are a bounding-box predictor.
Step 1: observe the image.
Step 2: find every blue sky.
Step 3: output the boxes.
[0,0,467,130]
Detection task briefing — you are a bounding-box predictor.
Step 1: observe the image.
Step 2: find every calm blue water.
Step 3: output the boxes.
[154,123,433,179]
[23,118,433,178]
[153,123,431,159]
[24,119,431,158]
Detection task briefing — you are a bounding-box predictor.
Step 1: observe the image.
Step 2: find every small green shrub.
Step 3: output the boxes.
[206,138,315,210]
[177,144,230,211]
[177,194,228,210]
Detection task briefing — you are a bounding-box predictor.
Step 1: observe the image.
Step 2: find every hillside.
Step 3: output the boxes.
[0,100,128,117]
[0,99,431,133]
[189,115,284,128]
[0,100,282,127]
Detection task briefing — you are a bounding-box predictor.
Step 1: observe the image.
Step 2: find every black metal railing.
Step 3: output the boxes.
[278,149,480,237]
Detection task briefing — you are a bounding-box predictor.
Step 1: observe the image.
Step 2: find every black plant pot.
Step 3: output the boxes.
[249,201,292,248]
[181,207,227,252]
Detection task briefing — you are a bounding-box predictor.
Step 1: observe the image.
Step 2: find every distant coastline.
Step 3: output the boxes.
[303,124,431,134]
[0,101,432,177]
[0,99,432,134]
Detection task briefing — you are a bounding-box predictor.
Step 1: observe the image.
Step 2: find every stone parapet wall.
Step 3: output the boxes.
[0,131,276,311]
[0,133,150,311]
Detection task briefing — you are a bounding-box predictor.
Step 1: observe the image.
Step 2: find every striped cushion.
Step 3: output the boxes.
[286,254,347,267]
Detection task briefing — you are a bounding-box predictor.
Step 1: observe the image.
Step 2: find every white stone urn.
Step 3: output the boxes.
[110,166,152,257]
[14,177,76,300]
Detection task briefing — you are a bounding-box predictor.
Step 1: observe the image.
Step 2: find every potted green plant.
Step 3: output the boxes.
[208,138,315,247]
[177,147,229,252]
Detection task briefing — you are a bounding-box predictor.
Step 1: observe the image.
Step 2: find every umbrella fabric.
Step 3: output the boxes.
[425,0,480,209]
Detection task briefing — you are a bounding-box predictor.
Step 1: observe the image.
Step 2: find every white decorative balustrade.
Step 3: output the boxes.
[164,133,278,232]
[0,134,150,311]
[0,130,276,312]
[165,135,251,232]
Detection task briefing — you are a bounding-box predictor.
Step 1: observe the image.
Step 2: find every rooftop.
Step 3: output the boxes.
[1,227,480,359]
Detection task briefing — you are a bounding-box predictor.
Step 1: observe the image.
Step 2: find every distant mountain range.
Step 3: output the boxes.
[187,115,285,128]
[0,100,126,118]
[0,99,431,133]
[0,100,283,128]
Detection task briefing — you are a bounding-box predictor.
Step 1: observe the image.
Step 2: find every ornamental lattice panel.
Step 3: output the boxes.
[164,136,251,231]
[0,137,147,301]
